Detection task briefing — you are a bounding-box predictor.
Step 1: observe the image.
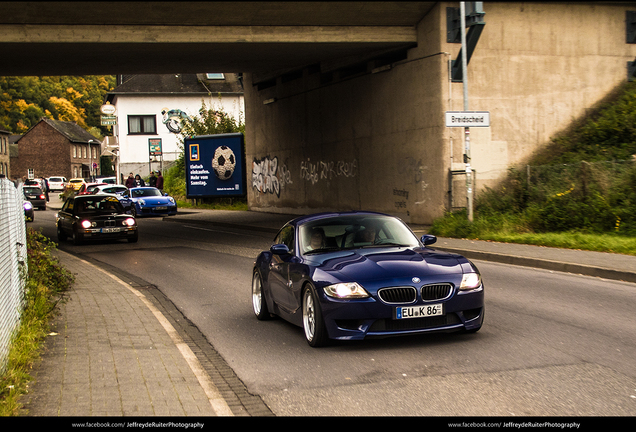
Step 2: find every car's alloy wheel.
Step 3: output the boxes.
[302,285,329,347]
[252,272,271,320]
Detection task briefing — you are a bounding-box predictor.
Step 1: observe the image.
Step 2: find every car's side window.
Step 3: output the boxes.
[274,225,295,254]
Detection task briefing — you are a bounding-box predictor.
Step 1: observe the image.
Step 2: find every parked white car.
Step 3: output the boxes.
[47,176,67,191]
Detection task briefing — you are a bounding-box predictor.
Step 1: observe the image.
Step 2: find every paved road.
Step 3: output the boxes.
[26,196,636,417]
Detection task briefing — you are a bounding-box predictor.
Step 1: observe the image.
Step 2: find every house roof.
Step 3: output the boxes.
[106,74,243,102]
[20,118,101,144]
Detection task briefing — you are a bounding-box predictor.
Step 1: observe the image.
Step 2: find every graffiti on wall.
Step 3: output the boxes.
[252,156,358,197]
[300,158,358,185]
[252,156,293,197]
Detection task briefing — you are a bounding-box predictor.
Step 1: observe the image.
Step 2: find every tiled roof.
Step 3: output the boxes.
[108,74,243,95]
[40,118,101,144]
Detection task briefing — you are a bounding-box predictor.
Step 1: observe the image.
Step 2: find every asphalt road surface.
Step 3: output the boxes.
[31,199,636,416]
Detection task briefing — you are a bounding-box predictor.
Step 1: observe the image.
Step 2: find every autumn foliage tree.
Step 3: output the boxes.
[0,75,115,134]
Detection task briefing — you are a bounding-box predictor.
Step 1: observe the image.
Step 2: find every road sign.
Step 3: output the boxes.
[101,115,117,125]
[445,111,490,127]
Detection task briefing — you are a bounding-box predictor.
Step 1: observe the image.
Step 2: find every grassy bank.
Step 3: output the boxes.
[0,228,74,416]
[429,210,636,256]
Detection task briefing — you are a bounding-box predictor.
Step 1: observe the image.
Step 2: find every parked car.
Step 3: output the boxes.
[68,178,86,191]
[97,176,117,185]
[78,182,107,195]
[23,200,34,222]
[56,194,138,245]
[89,184,132,211]
[128,187,177,217]
[23,186,46,210]
[251,211,485,347]
[47,176,67,191]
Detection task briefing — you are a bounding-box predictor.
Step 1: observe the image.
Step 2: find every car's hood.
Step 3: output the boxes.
[309,247,465,285]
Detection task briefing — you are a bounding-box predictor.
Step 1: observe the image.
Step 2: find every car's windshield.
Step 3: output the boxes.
[132,188,161,198]
[102,186,128,194]
[73,197,124,215]
[299,214,419,255]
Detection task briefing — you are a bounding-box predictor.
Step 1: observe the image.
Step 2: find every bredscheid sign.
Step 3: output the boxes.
[445,111,490,128]
[185,133,246,198]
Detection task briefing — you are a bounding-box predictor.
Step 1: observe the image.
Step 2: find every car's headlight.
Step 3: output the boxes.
[123,218,136,226]
[168,197,175,204]
[323,282,370,299]
[459,273,482,290]
[139,199,146,205]
[81,220,94,229]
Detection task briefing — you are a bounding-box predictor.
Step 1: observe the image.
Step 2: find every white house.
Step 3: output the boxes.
[105,73,244,182]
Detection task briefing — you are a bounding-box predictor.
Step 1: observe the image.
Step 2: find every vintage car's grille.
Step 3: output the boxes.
[369,313,462,332]
[104,220,116,227]
[378,287,417,304]
[421,283,453,301]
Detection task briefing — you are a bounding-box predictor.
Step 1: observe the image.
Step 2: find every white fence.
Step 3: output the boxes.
[0,178,28,374]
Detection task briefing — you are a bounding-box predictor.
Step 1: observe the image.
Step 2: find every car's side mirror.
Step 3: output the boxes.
[270,244,290,255]
[420,234,437,246]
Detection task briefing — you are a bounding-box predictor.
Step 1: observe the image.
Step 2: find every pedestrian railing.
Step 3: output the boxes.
[0,178,27,374]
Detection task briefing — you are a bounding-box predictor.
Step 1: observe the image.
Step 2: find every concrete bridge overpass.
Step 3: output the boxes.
[2,2,635,224]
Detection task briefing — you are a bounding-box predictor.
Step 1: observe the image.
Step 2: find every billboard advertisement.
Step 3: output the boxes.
[184,133,246,198]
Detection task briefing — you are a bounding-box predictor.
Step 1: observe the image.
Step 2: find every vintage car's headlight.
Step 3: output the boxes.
[459,273,482,290]
[81,220,94,229]
[123,218,136,226]
[323,282,370,299]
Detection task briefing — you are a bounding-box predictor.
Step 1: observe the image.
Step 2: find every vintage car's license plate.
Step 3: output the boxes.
[395,304,444,319]
[101,227,122,233]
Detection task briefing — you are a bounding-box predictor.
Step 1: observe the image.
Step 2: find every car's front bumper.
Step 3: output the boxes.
[319,286,484,340]
[79,226,138,240]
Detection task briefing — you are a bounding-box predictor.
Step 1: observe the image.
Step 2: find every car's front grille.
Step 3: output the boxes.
[421,283,453,301]
[378,287,417,304]
[104,220,116,227]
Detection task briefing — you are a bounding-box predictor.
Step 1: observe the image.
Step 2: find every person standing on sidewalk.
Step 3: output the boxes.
[148,171,157,188]
[156,170,164,192]
[125,172,135,189]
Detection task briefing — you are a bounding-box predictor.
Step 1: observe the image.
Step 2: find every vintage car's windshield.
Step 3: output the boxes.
[300,214,420,255]
[74,197,124,215]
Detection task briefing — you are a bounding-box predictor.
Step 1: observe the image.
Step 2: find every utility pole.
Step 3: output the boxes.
[460,2,474,222]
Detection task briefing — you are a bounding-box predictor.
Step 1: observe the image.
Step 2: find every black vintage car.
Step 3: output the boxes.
[56,194,138,245]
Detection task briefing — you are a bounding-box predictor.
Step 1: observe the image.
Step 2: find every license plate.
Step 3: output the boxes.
[101,228,122,233]
[395,304,444,319]
[155,206,167,210]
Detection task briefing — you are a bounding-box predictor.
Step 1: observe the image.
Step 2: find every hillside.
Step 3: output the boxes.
[0,75,116,136]
[432,80,636,238]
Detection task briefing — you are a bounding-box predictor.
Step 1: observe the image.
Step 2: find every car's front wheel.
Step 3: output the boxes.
[57,225,67,242]
[302,284,329,347]
[252,271,272,320]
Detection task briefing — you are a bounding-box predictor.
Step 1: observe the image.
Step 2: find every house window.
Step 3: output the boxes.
[128,115,156,134]
[73,145,77,158]
[206,73,225,79]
